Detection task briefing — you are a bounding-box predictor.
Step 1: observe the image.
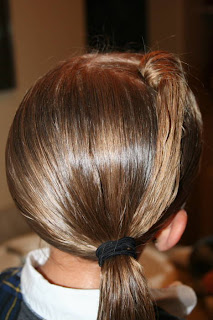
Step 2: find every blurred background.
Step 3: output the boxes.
[0,1,212,319]
[0,0,212,246]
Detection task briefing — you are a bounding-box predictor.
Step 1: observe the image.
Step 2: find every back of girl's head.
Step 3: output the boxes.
[6,51,202,319]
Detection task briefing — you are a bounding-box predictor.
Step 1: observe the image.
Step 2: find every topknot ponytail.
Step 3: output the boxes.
[130,51,202,236]
[139,51,185,88]
[6,51,202,320]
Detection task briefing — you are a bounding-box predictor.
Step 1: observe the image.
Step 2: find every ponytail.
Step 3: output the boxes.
[6,51,202,320]
[98,256,154,320]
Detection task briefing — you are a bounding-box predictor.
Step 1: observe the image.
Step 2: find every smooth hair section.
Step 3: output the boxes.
[6,51,202,319]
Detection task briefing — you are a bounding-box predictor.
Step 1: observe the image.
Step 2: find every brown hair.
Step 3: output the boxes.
[6,51,202,319]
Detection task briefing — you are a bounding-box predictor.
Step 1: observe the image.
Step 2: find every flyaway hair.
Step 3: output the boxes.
[6,51,202,319]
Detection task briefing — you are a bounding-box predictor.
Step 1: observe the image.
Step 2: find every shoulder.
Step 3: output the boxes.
[0,267,23,320]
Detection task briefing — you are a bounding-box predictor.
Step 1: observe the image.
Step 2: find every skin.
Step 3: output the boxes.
[37,248,101,289]
[38,210,187,289]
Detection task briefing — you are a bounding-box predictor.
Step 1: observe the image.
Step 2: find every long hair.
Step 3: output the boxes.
[6,51,202,319]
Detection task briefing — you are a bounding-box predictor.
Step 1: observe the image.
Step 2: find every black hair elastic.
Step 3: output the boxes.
[96,237,137,267]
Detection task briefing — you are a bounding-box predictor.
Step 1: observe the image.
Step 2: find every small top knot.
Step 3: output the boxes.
[139,51,184,89]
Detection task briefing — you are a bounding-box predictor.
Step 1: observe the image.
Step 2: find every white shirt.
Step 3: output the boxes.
[21,248,100,320]
[21,248,197,320]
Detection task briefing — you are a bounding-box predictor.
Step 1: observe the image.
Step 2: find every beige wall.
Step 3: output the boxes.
[0,0,86,211]
[147,0,204,72]
[147,0,185,53]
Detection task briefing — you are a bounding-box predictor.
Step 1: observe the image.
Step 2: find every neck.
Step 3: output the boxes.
[38,247,101,289]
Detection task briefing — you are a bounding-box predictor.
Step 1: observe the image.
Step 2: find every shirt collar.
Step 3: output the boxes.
[21,248,100,320]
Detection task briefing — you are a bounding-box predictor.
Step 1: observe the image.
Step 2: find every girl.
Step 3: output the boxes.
[1,51,202,320]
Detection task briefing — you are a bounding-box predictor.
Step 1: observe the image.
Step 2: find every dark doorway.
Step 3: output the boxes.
[0,0,15,90]
[86,0,147,52]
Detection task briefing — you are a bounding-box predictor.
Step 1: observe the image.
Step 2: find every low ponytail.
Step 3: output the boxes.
[98,256,155,320]
[96,51,202,319]
[6,51,202,320]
